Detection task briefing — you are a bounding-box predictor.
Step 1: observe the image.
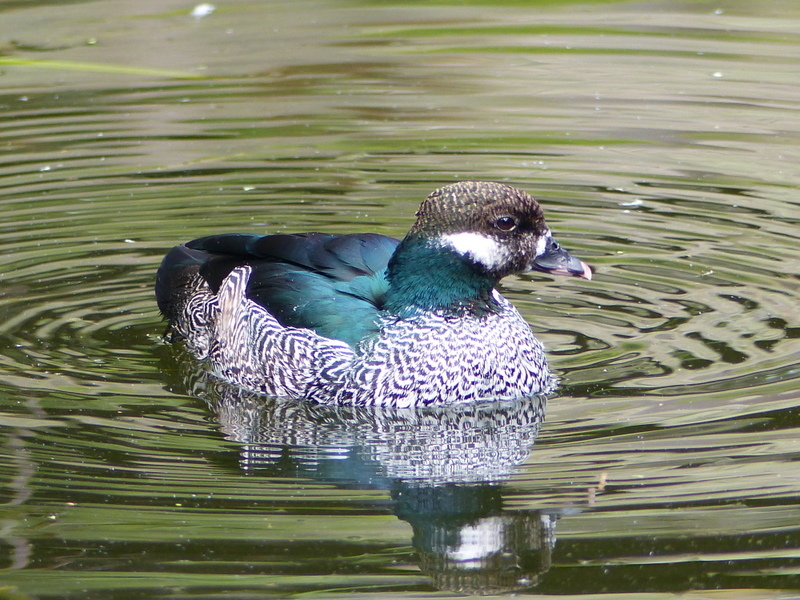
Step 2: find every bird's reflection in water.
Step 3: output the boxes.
[179,353,561,594]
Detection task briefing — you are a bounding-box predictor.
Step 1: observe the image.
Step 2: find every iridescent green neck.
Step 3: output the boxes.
[383,237,499,317]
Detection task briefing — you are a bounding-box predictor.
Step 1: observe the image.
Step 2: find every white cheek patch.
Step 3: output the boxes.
[535,229,552,257]
[440,232,510,270]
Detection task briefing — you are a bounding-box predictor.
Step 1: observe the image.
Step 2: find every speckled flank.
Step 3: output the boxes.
[183,265,554,406]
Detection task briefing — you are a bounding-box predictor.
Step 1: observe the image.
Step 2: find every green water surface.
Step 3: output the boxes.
[1,0,800,598]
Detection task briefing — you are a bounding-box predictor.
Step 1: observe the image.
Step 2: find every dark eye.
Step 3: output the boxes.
[494,216,517,232]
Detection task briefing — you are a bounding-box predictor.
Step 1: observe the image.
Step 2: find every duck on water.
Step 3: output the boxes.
[156,181,592,407]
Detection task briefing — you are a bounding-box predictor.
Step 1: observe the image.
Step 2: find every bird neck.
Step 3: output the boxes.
[383,236,500,317]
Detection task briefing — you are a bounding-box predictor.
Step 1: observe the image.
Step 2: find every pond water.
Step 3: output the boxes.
[1,0,799,597]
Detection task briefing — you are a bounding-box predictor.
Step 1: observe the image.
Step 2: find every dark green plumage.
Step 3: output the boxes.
[156,232,399,348]
[383,238,499,317]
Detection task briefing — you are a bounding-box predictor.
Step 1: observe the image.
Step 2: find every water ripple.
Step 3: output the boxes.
[1,1,800,595]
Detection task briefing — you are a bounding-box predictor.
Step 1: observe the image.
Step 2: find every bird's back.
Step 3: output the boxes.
[156,232,400,348]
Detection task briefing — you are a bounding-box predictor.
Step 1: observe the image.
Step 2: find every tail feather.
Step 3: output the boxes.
[155,245,208,320]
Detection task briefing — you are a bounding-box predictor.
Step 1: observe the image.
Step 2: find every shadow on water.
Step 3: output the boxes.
[176,349,560,595]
